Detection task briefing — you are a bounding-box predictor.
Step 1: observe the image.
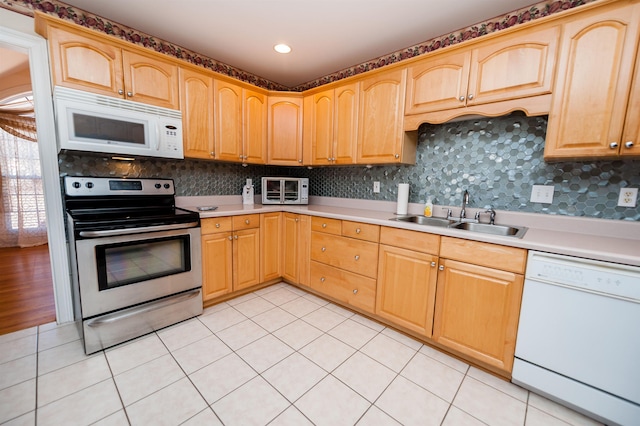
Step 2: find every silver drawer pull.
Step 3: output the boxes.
[431,261,436,267]
[625,141,634,148]
[610,142,619,149]
[321,247,326,252]
[354,255,360,261]
[245,219,250,225]
[228,236,233,240]
[215,223,221,228]
[355,228,361,234]
[320,277,325,283]
[353,289,358,295]
[322,223,327,228]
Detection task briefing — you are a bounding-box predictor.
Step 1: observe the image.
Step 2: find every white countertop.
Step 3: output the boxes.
[177,195,640,267]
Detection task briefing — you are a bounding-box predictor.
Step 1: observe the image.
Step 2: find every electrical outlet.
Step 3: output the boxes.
[373,181,380,193]
[530,185,554,204]
[618,187,638,207]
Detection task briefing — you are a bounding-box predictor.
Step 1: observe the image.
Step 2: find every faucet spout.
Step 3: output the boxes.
[460,190,469,219]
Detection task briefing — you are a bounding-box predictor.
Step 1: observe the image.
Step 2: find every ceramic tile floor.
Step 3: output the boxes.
[0,282,603,426]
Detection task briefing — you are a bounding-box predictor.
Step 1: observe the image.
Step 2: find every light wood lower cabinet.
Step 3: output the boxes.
[282,213,311,286]
[260,212,281,283]
[376,227,440,337]
[309,261,376,313]
[433,237,526,373]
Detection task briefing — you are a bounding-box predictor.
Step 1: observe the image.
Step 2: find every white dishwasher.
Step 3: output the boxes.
[512,251,640,426]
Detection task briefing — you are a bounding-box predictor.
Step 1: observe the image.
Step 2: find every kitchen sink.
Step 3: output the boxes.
[390,215,457,227]
[450,221,527,238]
[389,215,527,238]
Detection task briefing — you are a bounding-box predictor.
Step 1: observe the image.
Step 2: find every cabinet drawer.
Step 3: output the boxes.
[311,232,379,278]
[380,226,440,255]
[440,236,527,274]
[201,217,233,234]
[342,221,380,242]
[233,214,260,230]
[310,261,376,314]
[311,216,341,235]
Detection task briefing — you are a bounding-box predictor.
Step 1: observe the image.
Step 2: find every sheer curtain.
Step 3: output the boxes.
[0,93,47,248]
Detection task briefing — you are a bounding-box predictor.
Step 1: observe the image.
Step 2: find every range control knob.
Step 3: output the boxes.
[164,183,170,189]
[72,182,81,189]
[155,183,161,189]
[85,182,94,189]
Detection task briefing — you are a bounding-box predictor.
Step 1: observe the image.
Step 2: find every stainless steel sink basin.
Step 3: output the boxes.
[390,215,456,227]
[450,222,527,238]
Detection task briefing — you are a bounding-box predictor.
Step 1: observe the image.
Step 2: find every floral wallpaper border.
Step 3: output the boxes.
[1,0,597,91]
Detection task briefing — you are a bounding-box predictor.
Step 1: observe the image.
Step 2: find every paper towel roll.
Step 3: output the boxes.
[397,183,409,215]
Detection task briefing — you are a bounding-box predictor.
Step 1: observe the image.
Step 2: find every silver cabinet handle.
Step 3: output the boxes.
[459,95,465,102]
[439,265,444,271]
[215,223,221,228]
[245,219,250,225]
[234,235,238,240]
[295,218,299,222]
[355,228,361,234]
[353,289,358,295]
[127,91,133,97]
[118,89,124,95]
[395,154,400,159]
[228,236,233,240]
[320,277,325,283]
[431,261,436,267]
[210,151,215,157]
[468,94,474,100]
[354,255,360,261]
[610,142,619,149]
[298,159,302,163]
[625,141,634,148]
[322,223,327,228]
[321,247,326,252]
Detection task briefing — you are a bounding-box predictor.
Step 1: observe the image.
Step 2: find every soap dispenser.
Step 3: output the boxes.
[242,179,254,205]
[424,198,433,217]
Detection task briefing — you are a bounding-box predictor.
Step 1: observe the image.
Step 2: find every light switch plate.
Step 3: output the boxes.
[618,187,638,207]
[530,185,554,204]
[373,181,380,193]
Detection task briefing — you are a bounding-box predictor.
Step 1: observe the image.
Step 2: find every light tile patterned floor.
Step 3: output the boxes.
[0,282,603,426]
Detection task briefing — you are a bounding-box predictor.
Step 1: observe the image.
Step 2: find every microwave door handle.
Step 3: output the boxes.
[155,124,160,151]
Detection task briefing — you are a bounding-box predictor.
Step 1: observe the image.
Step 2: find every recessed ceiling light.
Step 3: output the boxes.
[274,44,292,54]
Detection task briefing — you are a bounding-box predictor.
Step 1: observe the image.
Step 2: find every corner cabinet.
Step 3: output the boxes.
[404,25,558,126]
[544,2,640,160]
[268,96,304,165]
[304,82,359,165]
[41,21,179,109]
[433,237,526,373]
[357,68,416,164]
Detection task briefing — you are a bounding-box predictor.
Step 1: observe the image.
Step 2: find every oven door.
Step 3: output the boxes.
[75,226,201,318]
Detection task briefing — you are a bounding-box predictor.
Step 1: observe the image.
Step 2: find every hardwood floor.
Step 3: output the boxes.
[0,244,56,335]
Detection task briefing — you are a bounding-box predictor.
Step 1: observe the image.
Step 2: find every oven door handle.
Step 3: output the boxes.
[78,221,200,238]
[85,288,201,327]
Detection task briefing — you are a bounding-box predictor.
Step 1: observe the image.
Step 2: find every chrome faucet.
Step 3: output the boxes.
[460,190,469,220]
[475,207,496,225]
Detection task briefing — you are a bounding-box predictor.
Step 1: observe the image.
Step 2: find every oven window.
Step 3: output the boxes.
[95,235,191,290]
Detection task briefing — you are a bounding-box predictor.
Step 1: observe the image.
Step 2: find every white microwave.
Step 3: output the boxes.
[262,177,309,204]
[54,86,183,159]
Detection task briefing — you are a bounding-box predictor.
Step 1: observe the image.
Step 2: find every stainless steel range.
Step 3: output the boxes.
[64,176,202,354]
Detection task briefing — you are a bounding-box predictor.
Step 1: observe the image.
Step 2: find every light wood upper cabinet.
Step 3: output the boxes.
[214,80,243,162]
[358,68,415,164]
[180,67,215,159]
[244,89,268,164]
[305,82,359,165]
[405,26,558,122]
[45,24,179,109]
[544,3,640,160]
[622,50,640,158]
[268,96,304,165]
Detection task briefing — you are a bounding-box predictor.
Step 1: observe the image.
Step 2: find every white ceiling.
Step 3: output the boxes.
[60,0,537,88]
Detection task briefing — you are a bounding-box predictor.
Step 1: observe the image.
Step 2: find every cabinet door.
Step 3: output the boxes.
[467,26,559,106]
[310,89,334,165]
[122,50,179,109]
[405,51,471,114]
[544,4,640,160]
[376,244,438,337]
[202,232,233,301]
[180,68,215,160]
[357,68,408,164]
[267,96,304,165]
[298,215,311,286]
[621,50,640,158]
[47,26,123,97]
[282,212,299,283]
[233,228,261,291]
[260,212,281,282]
[244,89,268,164]
[433,259,524,373]
[334,82,359,164]
[215,80,243,162]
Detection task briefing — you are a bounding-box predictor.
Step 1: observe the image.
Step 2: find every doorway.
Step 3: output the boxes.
[0,46,55,335]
